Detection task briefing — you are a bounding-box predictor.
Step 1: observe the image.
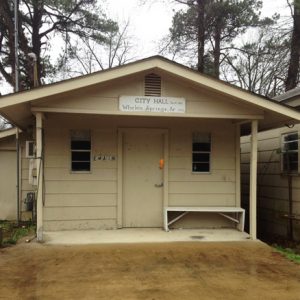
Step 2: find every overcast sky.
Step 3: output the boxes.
[103,0,291,57]
[0,0,292,95]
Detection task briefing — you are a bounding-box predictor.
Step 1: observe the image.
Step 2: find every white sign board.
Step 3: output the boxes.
[119,96,186,113]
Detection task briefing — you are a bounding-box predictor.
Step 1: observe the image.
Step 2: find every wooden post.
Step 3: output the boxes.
[163,131,169,209]
[117,130,123,229]
[36,112,43,241]
[235,124,241,207]
[250,120,258,240]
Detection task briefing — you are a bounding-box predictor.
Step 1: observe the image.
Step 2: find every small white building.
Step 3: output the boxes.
[0,128,18,220]
[1,56,300,241]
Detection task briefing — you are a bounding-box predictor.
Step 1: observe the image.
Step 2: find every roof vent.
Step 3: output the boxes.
[145,73,161,97]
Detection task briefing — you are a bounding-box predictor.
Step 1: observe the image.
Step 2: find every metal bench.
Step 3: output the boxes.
[164,206,245,232]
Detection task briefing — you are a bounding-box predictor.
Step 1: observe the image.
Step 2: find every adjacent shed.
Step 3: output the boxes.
[241,87,300,241]
[0,128,17,220]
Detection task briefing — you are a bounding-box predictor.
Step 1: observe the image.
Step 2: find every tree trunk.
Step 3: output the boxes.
[196,0,206,73]
[285,3,300,91]
[213,20,221,79]
[31,2,43,87]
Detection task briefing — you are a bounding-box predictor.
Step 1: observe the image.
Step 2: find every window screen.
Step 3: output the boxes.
[71,130,91,172]
[282,132,298,174]
[192,133,211,173]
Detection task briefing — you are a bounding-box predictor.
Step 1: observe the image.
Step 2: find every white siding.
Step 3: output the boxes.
[42,114,237,230]
[241,125,300,240]
[0,149,17,220]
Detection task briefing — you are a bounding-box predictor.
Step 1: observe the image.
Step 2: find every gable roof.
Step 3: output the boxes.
[1,55,300,130]
[273,86,300,102]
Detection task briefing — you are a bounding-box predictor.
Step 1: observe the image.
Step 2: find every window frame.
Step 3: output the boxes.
[191,132,211,174]
[70,130,92,174]
[281,131,299,175]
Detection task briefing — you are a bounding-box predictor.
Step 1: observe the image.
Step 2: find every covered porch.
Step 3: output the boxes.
[43,228,250,245]
[33,112,258,239]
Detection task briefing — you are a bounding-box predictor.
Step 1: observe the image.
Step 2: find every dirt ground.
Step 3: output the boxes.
[1,241,300,300]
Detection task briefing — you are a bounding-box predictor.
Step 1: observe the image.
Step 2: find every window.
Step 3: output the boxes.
[281,132,298,174]
[71,130,91,172]
[192,132,211,173]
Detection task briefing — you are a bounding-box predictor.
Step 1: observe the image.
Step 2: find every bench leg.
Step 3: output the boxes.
[237,212,245,232]
[164,209,169,232]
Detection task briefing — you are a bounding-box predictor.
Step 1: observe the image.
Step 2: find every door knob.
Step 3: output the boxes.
[155,182,164,187]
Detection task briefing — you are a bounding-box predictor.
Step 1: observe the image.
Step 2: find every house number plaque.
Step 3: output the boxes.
[94,155,116,161]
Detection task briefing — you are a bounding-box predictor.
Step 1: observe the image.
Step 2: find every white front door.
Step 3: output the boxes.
[123,129,164,227]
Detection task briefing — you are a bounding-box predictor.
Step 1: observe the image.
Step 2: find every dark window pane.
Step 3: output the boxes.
[72,161,91,171]
[71,140,91,150]
[283,152,298,162]
[192,163,210,172]
[72,151,90,161]
[284,133,298,142]
[193,142,211,152]
[193,153,210,162]
[282,133,298,173]
[284,141,298,151]
[289,152,298,162]
[283,153,298,172]
[290,162,298,171]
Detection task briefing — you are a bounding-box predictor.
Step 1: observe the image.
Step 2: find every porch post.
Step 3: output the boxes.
[117,130,123,229]
[235,124,241,207]
[36,112,44,241]
[249,120,258,240]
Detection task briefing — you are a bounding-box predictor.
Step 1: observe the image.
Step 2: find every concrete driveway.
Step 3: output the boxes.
[0,241,300,300]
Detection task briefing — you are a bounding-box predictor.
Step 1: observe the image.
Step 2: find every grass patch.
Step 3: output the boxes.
[274,246,300,264]
[0,221,35,246]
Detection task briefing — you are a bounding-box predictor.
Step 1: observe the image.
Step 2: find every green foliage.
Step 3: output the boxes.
[0,221,36,246]
[0,0,118,90]
[295,0,300,11]
[275,246,300,264]
[164,0,276,77]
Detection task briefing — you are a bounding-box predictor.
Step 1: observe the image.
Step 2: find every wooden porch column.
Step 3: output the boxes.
[249,120,258,240]
[235,124,241,207]
[36,112,44,241]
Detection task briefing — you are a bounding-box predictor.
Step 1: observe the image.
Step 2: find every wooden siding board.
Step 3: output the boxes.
[43,206,116,221]
[169,169,235,182]
[45,181,116,194]
[45,168,117,181]
[169,181,235,194]
[169,194,235,206]
[45,194,117,207]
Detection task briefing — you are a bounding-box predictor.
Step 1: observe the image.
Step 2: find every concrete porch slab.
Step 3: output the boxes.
[43,228,251,245]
